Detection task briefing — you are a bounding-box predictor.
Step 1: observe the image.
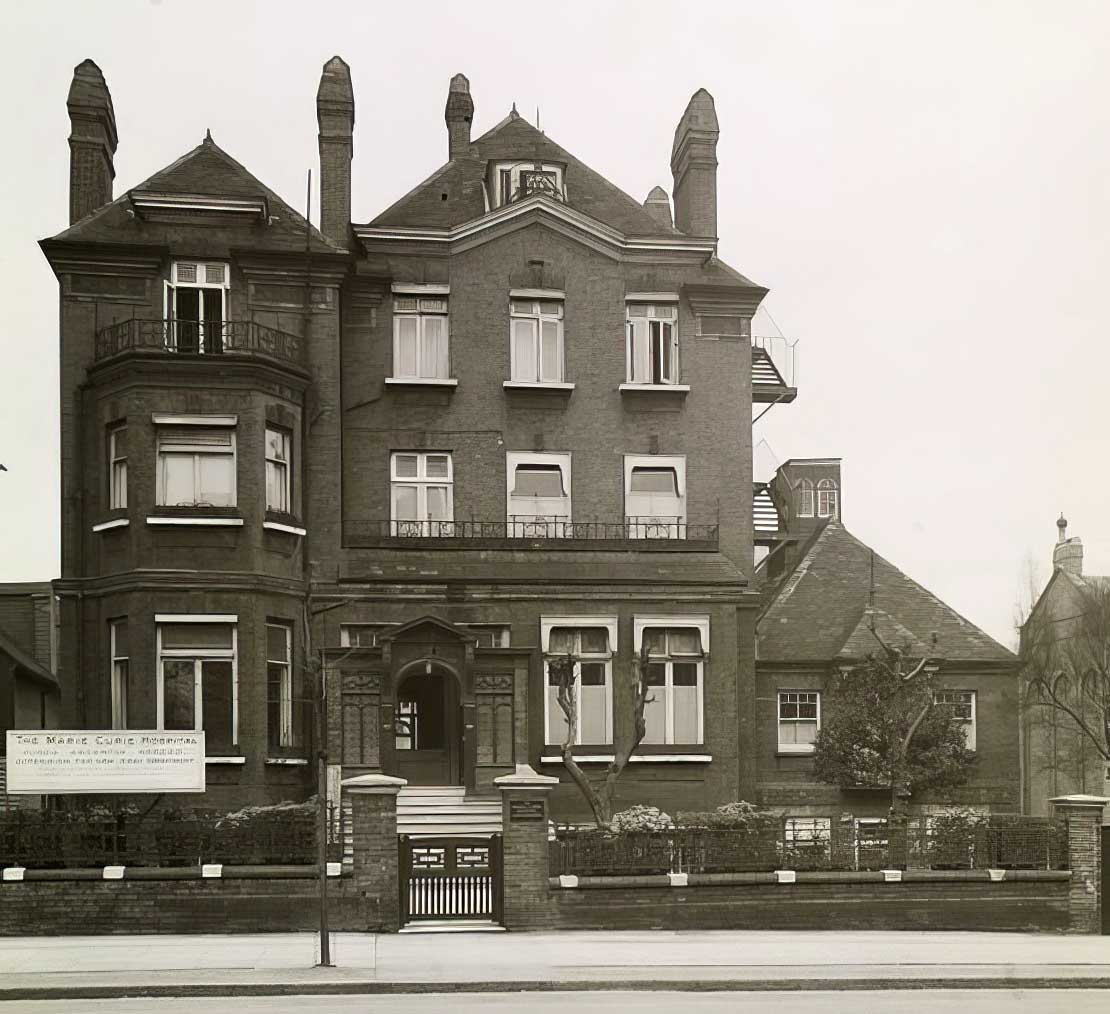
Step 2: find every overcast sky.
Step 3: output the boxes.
[1,0,1106,648]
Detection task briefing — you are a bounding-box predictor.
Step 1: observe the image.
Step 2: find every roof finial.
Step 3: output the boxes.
[536,106,541,131]
[511,101,517,115]
[205,128,213,143]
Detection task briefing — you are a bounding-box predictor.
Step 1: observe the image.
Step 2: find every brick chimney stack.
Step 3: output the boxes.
[67,60,117,226]
[445,73,474,161]
[1053,514,1084,576]
[643,186,673,229]
[670,89,719,239]
[316,55,354,249]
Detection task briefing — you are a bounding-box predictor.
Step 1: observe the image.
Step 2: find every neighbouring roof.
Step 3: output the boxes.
[0,627,58,690]
[369,112,681,239]
[758,522,1014,664]
[45,135,343,255]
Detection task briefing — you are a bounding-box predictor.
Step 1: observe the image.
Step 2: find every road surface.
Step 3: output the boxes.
[5,991,1109,1012]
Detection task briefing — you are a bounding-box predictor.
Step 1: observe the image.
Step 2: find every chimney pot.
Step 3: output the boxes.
[67,59,117,225]
[643,186,673,229]
[445,73,474,161]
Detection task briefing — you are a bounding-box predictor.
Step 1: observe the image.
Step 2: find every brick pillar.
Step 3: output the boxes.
[1051,793,1108,934]
[496,763,559,930]
[343,773,406,932]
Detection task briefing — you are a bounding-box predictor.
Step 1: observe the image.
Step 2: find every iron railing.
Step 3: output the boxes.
[550,816,1069,876]
[0,806,344,869]
[344,516,720,550]
[94,318,305,367]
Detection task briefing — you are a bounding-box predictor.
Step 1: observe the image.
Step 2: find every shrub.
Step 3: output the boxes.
[608,805,673,833]
[676,800,780,832]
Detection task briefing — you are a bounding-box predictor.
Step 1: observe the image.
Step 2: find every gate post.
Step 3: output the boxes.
[343,773,407,932]
[1051,794,1108,934]
[496,763,559,930]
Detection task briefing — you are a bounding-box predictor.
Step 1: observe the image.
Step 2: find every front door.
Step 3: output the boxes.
[393,667,461,785]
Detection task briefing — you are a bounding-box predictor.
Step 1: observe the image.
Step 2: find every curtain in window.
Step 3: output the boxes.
[512,319,537,380]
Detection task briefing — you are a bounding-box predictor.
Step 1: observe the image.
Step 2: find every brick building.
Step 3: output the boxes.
[753,459,1020,829]
[41,58,803,821]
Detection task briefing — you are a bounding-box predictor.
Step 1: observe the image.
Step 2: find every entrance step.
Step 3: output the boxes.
[399,919,505,934]
[397,785,503,836]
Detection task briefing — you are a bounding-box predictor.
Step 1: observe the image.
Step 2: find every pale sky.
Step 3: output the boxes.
[1,0,1107,649]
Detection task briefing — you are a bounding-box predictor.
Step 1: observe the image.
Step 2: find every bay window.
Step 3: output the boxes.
[510,298,564,383]
[542,617,616,746]
[267,621,301,753]
[392,294,449,381]
[265,427,292,513]
[156,424,236,508]
[390,451,453,536]
[110,618,129,730]
[156,617,237,755]
[626,302,679,385]
[108,424,127,510]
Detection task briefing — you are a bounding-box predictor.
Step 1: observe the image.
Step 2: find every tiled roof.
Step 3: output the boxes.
[758,522,1013,664]
[370,112,680,238]
[0,627,58,689]
[47,137,342,255]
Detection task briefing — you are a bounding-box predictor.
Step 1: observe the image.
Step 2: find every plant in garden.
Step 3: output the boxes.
[609,805,672,833]
[812,641,976,817]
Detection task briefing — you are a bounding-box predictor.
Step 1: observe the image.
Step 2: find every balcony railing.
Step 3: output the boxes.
[94,318,305,368]
[344,516,720,551]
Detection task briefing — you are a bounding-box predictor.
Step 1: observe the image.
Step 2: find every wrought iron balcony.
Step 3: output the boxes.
[344,516,720,551]
[94,318,305,368]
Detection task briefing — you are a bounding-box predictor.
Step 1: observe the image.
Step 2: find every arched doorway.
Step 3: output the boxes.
[393,664,462,785]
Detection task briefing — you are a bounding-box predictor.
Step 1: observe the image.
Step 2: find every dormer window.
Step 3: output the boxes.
[490,162,565,208]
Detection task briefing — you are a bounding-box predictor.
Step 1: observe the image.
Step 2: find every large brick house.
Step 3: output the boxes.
[41,57,802,822]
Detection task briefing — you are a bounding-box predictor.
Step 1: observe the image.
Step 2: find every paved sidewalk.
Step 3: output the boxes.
[1,930,1109,998]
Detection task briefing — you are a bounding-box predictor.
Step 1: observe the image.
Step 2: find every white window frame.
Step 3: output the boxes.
[110,618,128,730]
[390,452,454,536]
[490,161,566,207]
[506,451,572,537]
[626,302,679,386]
[156,421,237,508]
[339,623,398,647]
[541,616,617,746]
[108,424,127,510]
[509,298,565,383]
[391,294,450,381]
[265,426,292,514]
[778,690,820,754]
[164,261,230,352]
[817,479,839,519]
[797,478,815,518]
[635,618,708,746]
[458,623,511,647]
[624,454,687,538]
[266,621,294,750]
[155,616,238,750]
[935,690,977,751]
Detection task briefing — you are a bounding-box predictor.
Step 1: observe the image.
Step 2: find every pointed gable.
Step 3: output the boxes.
[370,111,680,238]
[47,136,342,255]
[758,522,1013,663]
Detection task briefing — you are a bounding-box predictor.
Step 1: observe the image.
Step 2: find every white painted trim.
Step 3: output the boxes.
[391,283,450,295]
[618,383,690,393]
[988,869,1006,882]
[327,862,342,878]
[147,517,244,527]
[265,757,310,766]
[775,870,797,884]
[777,744,816,755]
[202,864,223,879]
[540,754,712,764]
[503,381,575,391]
[634,615,711,652]
[540,616,618,654]
[2,867,25,882]
[626,292,680,303]
[558,874,579,889]
[263,521,307,536]
[155,613,238,623]
[151,414,237,427]
[668,872,689,887]
[103,866,125,880]
[882,869,903,882]
[507,451,572,530]
[204,756,246,765]
[385,377,459,387]
[509,288,566,300]
[92,518,130,532]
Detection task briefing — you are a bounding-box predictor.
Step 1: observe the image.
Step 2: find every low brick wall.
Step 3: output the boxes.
[540,870,1072,933]
[0,867,380,936]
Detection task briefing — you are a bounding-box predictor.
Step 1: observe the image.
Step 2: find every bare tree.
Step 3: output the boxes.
[1021,579,1110,796]
[550,643,653,827]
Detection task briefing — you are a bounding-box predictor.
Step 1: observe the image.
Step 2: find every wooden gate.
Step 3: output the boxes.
[399,834,502,924]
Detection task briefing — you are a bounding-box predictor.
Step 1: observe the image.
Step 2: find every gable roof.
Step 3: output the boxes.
[0,627,58,690]
[46,135,343,255]
[758,522,1013,664]
[369,111,680,238]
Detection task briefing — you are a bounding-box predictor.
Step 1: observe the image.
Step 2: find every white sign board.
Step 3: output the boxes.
[4,731,206,794]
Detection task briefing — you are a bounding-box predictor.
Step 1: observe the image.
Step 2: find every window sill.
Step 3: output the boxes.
[265,757,310,766]
[540,753,712,764]
[205,756,246,765]
[385,377,459,387]
[92,518,130,533]
[503,381,575,391]
[618,383,690,393]
[263,520,306,536]
[776,747,816,757]
[147,516,244,527]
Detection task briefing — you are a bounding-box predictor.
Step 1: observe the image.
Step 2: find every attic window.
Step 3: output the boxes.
[491,162,565,208]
